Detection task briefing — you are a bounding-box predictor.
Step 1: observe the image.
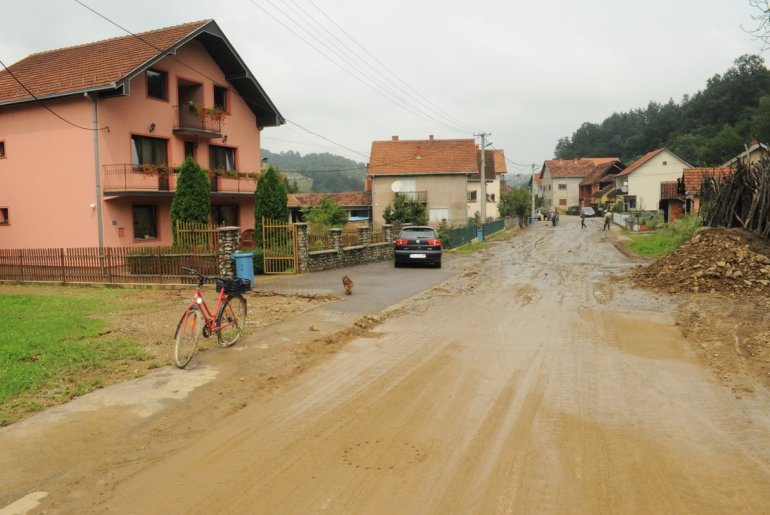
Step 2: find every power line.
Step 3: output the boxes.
[0,57,108,131]
[248,0,472,135]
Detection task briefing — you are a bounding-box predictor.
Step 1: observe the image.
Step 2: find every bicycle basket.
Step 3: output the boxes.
[216,277,251,295]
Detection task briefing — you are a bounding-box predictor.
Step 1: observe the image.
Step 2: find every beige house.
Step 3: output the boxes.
[722,139,768,167]
[541,158,618,212]
[466,149,507,220]
[613,148,691,211]
[368,136,478,226]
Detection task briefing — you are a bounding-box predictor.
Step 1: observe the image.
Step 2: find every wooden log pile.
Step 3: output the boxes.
[701,154,770,239]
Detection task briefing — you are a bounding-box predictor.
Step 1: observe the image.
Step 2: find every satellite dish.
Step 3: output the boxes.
[621,186,628,193]
[391,180,402,193]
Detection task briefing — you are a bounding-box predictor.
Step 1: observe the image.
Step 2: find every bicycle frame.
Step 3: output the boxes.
[183,284,229,333]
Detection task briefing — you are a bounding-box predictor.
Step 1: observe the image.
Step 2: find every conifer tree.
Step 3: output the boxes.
[170,156,211,245]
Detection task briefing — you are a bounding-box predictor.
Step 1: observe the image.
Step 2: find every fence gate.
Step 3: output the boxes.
[262,218,298,274]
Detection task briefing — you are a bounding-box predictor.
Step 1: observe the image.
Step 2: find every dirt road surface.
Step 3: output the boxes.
[2,217,769,514]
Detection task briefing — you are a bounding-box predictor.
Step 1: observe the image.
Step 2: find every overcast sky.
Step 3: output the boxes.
[0,0,763,175]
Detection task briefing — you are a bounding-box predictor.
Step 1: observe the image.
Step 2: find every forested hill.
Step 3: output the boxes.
[261,149,367,193]
[555,55,770,166]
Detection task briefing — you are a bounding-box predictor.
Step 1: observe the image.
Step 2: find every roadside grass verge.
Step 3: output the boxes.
[624,216,702,257]
[1,288,153,426]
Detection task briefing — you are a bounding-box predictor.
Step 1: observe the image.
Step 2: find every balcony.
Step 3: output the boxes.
[173,104,223,139]
[395,190,428,203]
[102,164,257,196]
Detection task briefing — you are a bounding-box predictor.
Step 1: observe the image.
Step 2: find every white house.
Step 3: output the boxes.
[613,148,691,211]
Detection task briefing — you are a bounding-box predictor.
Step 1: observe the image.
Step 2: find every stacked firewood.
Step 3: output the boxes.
[701,155,770,239]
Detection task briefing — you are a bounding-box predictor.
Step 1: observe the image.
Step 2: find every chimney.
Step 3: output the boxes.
[365,175,372,192]
[392,135,399,141]
[429,135,434,141]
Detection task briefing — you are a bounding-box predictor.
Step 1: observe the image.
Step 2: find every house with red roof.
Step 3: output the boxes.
[541,158,620,212]
[0,20,283,249]
[612,148,690,212]
[287,192,372,224]
[368,136,483,226]
[467,148,507,220]
[659,167,733,222]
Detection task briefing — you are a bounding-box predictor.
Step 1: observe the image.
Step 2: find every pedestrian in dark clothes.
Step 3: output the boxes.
[580,213,586,229]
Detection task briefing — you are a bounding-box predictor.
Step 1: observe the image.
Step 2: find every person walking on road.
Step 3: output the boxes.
[603,210,612,231]
[580,212,586,229]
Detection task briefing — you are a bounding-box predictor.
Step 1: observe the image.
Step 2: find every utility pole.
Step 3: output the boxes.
[475,132,491,240]
[530,163,537,225]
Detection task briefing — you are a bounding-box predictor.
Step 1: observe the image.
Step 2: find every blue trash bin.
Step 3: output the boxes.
[476,229,484,241]
[231,251,255,287]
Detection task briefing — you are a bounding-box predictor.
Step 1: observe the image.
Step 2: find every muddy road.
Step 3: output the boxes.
[2,218,770,514]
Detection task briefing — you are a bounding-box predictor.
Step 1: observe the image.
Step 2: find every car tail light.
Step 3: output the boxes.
[395,239,408,245]
[426,239,441,246]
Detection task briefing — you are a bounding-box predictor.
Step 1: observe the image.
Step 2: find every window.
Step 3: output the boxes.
[184,141,196,159]
[486,193,496,202]
[0,208,8,224]
[467,190,477,201]
[212,204,238,226]
[559,199,567,206]
[214,85,228,112]
[133,205,157,239]
[0,141,5,158]
[131,136,168,166]
[147,70,168,100]
[429,207,449,223]
[209,145,236,172]
[558,184,567,191]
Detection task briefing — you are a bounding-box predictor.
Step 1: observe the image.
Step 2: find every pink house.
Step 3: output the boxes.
[0,20,283,249]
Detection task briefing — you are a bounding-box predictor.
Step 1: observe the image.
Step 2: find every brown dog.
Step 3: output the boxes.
[341,275,353,295]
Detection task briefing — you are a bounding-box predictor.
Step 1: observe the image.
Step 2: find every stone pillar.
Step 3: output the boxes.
[330,228,342,252]
[295,223,309,273]
[358,226,371,245]
[218,226,240,277]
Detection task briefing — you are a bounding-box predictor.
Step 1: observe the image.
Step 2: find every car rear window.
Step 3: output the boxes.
[400,228,436,238]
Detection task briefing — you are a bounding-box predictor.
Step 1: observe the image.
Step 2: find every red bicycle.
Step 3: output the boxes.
[174,267,249,368]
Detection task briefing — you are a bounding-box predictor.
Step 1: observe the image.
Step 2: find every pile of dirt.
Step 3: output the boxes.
[631,227,770,296]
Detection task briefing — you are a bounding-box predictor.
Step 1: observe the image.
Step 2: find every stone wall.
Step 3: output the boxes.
[217,226,240,277]
[296,224,393,273]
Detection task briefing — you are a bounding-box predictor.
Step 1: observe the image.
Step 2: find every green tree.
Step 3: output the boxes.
[254,165,288,247]
[302,197,349,227]
[499,189,531,227]
[170,156,210,245]
[382,195,428,226]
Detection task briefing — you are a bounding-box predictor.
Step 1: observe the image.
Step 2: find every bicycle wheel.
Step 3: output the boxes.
[174,307,202,368]
[216,294,246,347]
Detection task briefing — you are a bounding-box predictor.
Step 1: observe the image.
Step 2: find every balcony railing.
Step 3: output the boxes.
[173,104,222,138]
[102,164,257,195]
[395,190,428,203]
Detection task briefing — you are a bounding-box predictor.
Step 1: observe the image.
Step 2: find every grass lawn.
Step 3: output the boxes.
[1,288,154,426]
[624,216,701,257]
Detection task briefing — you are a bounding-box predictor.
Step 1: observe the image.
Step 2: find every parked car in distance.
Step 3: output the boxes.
[581,207,596,217]
[394,226,442,268]
[533,210,543,221]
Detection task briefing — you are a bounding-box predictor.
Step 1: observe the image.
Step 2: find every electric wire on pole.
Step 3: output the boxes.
[475,132,491,240]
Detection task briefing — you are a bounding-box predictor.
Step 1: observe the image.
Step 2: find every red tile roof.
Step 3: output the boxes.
[0,21,209,104]
[287,192,371,208]
[0,20,284,125]
[469,149,507,180]
[615,148,666,177]
[544,157,620,179]
[660,181,679,200]
[578,158,625,186]
[682,167,733,194]
[368,137,477,176]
